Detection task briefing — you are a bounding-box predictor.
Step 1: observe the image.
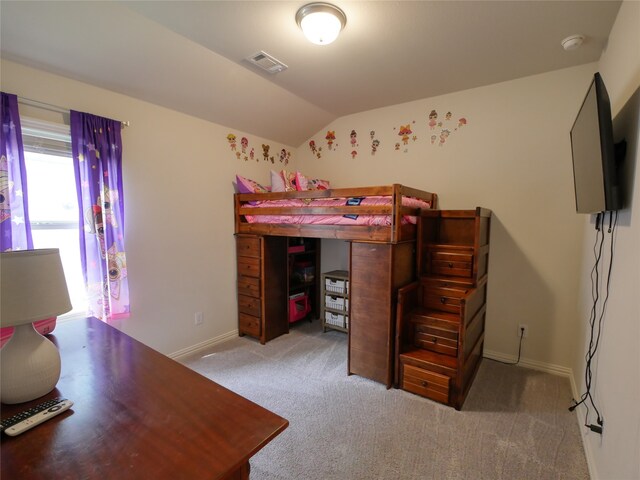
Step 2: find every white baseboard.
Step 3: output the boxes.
[483,349,597,479]
[168,329,238,361]
[483,349,573,377]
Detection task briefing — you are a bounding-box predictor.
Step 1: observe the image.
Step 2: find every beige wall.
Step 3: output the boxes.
[297,64,595,370]
[1,59,296,356]
[575,1,640,478]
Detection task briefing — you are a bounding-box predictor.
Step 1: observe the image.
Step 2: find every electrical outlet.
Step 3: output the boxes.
[518,324,528,338]
[195,311,204,326]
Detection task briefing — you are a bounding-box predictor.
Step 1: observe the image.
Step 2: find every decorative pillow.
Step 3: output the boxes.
[307,178,331,190]
[295,171,309,191]
[284,170,297,191]
[236,174,269,194]
[270,170,287,192]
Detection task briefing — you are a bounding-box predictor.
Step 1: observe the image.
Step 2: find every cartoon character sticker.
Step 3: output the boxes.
[370,130,375,140]
[240,137,249,153]
[350,130,358,148]
[428,110,438,130]
[458,118,467,129]
[0,156,11,224]
[439,129,450,146]
[325,131,336,150]
[398,124,412,145]
[262,144,270,162]
[226,133,237,151]
[250,148,255,161]
[371,139,380,155]
[351,150,357,159]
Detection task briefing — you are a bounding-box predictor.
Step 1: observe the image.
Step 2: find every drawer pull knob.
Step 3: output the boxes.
[421,381,429,387]
[440,297,446,304]
[448,262,453,268]
[432,337,438,344]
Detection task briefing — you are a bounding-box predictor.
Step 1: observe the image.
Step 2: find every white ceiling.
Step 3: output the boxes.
[0,1,621,146]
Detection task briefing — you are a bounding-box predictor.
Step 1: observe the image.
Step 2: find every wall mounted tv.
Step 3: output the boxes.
[570,72,625,214]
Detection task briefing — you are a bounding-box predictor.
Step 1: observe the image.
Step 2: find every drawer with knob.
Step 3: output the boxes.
[430,251,473,277]
[401,363,450,404]
[423,285,469,314]
[414,323,458,356]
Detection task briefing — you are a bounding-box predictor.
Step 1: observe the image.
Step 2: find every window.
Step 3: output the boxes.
[22,118,87,318]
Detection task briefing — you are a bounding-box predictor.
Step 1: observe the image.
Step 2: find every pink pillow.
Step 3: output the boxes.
[295,171,309,191]
[236,175,269,194]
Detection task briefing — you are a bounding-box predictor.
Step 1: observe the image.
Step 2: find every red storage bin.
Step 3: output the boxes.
[289,293,311,323]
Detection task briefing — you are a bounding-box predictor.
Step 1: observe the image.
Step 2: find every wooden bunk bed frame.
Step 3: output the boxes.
[234,184,438,244]
[234,184,438,389]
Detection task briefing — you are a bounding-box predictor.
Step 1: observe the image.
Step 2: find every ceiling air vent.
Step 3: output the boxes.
[247,51,288,74]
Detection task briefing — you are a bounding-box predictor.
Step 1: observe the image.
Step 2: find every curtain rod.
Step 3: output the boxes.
[17,97,131,128]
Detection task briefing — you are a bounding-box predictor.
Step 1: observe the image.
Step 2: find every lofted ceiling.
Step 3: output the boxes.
[0,1,621,146]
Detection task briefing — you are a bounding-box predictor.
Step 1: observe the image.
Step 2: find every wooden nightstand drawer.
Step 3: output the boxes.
[237,256,260,278]
[236,236,261,257]
[414,323,458,356]
[239,313,261,337]
[238,275,260,297]
[402,364,450,404]
[238,294,261,317]
[431,251,473,277]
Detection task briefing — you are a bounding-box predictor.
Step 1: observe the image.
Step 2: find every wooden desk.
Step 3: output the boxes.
[1,317,288,479]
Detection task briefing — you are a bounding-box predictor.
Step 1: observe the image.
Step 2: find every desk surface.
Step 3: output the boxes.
[1,317,288,479]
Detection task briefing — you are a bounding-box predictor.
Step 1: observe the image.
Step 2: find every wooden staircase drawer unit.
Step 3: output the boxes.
[238,294,261,317]
[414,323,458,356]
[236,235,261,257]
[423,286,468,314]
[237,275,260,297]
[402,363,450,404]
[237,256,260,278]
[430,251,473,277]
[238,313,261,337]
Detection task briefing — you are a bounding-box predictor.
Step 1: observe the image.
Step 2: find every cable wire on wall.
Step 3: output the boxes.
[569,210,618,435]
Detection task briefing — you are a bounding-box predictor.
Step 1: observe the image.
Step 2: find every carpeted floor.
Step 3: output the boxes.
[182,320,589,480]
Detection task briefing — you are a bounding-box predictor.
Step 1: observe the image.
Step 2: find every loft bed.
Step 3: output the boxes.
[234,184,438,244]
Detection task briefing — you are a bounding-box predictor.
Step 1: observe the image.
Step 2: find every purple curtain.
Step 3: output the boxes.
[71,110,129,322]
[0,92,33,251]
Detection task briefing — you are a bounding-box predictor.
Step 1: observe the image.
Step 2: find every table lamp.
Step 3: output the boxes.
[1,249,72,404]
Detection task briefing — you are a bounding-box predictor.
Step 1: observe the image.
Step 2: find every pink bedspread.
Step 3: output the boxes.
[243,196,431,226]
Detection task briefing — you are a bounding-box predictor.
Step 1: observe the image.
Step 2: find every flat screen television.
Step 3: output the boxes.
[570,72,623,214]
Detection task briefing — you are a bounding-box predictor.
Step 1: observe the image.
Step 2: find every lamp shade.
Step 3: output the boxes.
[1,249,71,403]
[1,249,72,327]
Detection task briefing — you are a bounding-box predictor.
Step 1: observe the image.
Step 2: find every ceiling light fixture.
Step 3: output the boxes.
[296,2,346,46]
[561,34,585,51]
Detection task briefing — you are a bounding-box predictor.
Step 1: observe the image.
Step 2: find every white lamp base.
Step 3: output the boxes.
[0,322,61,404]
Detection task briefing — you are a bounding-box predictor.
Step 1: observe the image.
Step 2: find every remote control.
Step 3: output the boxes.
[1,398,73,436]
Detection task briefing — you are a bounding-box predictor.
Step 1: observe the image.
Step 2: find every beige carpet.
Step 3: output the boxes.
[182,320,589,480]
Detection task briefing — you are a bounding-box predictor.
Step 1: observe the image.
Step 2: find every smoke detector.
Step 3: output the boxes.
[246,51,288,74]
[561,35,585,51]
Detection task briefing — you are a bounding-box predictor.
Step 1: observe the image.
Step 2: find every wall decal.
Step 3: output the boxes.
[370,130,375,140]
[240,137,248,153]
[398,124,412,145]
[309,140,322,158]
[325,130,336,150]
[428,110,438,130]
[371,139,380,155]
[250,148,255,161]
[226,133,237,151]
[350,130,358,148]
[279,149,291,165]
[351,150,357,159]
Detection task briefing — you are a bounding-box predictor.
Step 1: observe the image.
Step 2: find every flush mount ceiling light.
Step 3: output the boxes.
[561,34,585,51]
[296,2,346,45]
